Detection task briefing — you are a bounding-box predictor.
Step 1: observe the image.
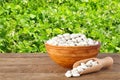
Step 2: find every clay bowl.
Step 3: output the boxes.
[45,42,100,68]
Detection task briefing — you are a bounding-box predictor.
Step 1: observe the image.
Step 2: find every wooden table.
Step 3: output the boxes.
[0,53,119,80]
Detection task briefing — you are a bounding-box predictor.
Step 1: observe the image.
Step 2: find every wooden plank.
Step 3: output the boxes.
[0,58,54,65]
[0,54,119,64]
[0,64,67,73]
[0,54,119,65]
[0,54,119,73]
[0,53,119,58]
[0,54,119,70]
[0,53,47,58]
[0,72,120,80]
[0,53,119,80]
[0,63,119,73]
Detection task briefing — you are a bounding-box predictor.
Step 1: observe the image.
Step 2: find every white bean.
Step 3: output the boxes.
[76,66,84,72]
[65,70,72,78]
[57,34,63,38]
[46,33,98,46]
[80,63,88,69]
[92,61,98,66]
[72,73,80,77]
[85,60,93,67]
[71,68,80,77]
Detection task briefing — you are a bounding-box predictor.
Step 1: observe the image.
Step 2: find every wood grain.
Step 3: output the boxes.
[0,53,120,80]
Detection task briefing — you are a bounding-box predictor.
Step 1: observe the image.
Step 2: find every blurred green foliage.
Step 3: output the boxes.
[0,0,120,53]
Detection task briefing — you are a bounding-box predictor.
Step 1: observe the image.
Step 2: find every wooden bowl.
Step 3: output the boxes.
[45,42,100,68]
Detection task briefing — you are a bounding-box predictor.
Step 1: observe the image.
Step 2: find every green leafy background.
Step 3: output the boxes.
[0,0,120,53]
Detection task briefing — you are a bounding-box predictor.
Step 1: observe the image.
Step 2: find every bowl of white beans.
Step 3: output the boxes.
[45,33,100,68]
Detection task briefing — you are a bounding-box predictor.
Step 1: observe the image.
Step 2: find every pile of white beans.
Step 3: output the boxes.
[46,33,99,46]
[65,60,98,77]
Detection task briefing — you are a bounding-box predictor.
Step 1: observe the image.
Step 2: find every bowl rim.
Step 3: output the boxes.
[45,41,101,48]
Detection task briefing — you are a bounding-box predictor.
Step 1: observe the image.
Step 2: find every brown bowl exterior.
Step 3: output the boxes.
[45,43,100,68]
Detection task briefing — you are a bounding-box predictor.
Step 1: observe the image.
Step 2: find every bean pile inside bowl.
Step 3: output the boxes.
[46,33,99,46]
